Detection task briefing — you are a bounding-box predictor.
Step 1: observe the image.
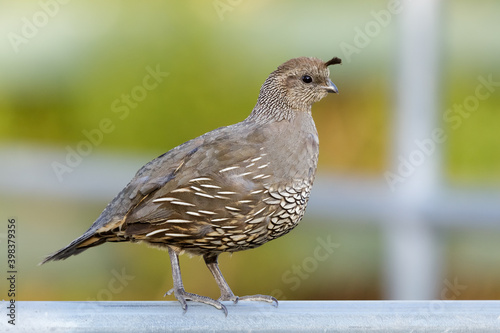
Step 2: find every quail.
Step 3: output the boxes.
[42,56,342,315]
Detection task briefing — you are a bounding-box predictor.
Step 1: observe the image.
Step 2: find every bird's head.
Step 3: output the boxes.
[251,56,341,121]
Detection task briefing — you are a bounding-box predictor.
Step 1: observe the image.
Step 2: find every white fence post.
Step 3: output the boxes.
[384,0,444,300]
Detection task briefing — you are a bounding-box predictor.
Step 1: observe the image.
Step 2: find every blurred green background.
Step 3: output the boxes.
[1,0,499,302]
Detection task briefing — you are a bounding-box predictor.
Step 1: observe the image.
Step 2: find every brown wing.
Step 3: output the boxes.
[121,140,279,252]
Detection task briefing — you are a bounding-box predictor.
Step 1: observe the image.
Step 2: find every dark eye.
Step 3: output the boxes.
[301,75,313,83]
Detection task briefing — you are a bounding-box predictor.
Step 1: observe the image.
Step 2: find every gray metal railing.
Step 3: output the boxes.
[2,300,500,332]
[1,0,499,304]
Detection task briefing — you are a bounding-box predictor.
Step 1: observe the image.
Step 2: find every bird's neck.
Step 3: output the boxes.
[247,78,311,123]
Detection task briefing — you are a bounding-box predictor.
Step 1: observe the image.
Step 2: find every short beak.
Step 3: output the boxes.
[325,78,339,94]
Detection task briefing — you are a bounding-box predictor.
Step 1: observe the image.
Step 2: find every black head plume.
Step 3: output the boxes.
[325,57,342,67]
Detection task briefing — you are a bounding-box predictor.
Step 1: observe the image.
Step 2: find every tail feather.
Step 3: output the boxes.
[40,232,105,265]
[41,213,128,265]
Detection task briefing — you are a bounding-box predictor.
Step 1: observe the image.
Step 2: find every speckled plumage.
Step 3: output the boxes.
[42,56,341,315]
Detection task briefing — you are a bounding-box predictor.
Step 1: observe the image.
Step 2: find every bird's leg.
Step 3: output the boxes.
[204,253,278,307]
[204,253,238,303]
[165,247,228,316]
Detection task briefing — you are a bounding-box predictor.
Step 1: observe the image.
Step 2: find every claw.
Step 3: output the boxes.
[179,298,188,314]
[220,303,228,317]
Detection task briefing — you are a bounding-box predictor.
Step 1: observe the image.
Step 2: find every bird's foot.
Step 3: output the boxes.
[235,294,278,307]
[165,288,228,316]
